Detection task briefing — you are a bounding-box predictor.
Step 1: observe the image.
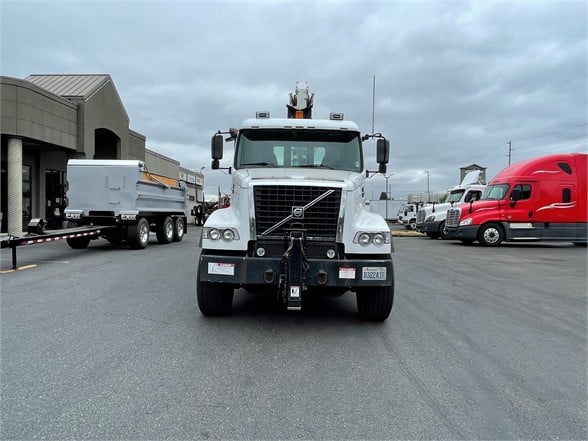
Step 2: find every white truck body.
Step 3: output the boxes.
[197,84,394,321]
[416,170,485,239]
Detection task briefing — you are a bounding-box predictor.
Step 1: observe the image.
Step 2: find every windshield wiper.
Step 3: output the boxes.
[292,164,335,169]
[240,162,276,167]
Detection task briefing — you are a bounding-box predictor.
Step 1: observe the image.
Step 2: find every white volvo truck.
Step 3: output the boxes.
[197,83,394,321]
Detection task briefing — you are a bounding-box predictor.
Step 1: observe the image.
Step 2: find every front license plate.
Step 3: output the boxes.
[362,267,386,281]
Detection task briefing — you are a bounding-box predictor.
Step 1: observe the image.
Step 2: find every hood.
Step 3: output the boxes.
[456,199,500,215]
[233,168,365,191]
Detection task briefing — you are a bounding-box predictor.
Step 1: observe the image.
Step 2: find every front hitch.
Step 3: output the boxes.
[280,229,309,310]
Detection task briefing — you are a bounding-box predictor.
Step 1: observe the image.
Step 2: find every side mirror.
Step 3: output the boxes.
[510,188,521,206]
[211,134,224,160]
[211,159,220,170]
[376,138,389,164]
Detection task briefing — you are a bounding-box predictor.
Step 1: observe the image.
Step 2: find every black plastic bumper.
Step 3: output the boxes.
[199,253,394,288]
[444,225,479,240]
[417,220,442,234]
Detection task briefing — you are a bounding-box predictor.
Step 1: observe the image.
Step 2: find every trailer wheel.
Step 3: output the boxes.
[197,271,233,316]
[478,223,503,247]
[356,285,394,322]
[156,216,174,244]
[66,236,91,249]
[127,217,150,249]
[173,217,185,242]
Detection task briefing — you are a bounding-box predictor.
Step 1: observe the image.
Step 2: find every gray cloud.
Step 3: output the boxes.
[2,0,586,196]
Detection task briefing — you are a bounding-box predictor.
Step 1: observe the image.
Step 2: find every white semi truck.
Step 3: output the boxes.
[197,83,394,321]
[416,170,485,239]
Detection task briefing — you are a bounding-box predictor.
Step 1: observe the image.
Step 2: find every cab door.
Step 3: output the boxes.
[506,182,535,223]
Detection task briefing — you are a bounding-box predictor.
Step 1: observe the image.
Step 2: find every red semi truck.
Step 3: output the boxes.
[444,153,587,246]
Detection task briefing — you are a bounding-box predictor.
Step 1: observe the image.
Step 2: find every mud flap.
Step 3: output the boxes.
[280,230,309,311]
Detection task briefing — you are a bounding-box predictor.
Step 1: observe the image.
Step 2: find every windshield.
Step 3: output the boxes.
[234,129,363,172]
[482,184,510,200]
[447,190,464,203]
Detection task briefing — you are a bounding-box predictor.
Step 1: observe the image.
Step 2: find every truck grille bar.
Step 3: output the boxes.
[445,208,461,227]
[254,185,341,239]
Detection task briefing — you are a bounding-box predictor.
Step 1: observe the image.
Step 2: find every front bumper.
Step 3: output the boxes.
[444,225,479,240]
[417,220,442,234]
[199,253,394,288]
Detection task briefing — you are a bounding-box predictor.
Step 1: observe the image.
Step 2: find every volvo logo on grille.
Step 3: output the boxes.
[292,206,304,219]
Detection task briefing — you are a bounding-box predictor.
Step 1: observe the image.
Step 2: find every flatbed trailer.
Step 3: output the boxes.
[0,225,111,270]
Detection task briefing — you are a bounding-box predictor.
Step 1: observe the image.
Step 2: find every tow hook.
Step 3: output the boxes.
[281,229,309,311]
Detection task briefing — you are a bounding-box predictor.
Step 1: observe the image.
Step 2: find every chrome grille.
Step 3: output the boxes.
[446,208,461,227]
[416,210,426,224]
[254,185,341,239]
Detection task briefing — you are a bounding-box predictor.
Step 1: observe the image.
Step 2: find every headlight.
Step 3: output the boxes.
[354,231,390,246]
[425,216,435,223]
[203,227,239,241]
[372,233,386,246]
[358,232,371,246]
[459,218,473,226]
[222,229,235,241]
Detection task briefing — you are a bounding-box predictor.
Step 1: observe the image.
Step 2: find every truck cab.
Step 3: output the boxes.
[416,171,485,239]
[197,83,394,320]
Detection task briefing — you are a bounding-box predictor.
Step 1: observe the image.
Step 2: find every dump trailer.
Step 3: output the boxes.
[1,160,187,269]
[198,82,394,321]
[64,159,187,249]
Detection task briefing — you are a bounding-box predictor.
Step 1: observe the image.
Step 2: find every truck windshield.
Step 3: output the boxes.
[447,190,464,203]
[481,184,510,200]
[235,129,362,172]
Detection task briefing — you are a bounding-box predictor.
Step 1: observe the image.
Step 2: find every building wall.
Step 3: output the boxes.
[79,81,130,159]
[145,148,179,179]
[129,130,146,161]
[0,77,77,149]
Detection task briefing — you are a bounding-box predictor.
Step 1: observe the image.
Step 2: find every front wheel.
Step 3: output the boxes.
[438,221,447,240]
[197,270,234,316]
[478,223,504,247]
[356,268,394,322]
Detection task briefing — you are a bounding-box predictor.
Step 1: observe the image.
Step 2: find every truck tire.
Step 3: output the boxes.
[156,216,174,244]
[127,217,150,249]
[439,221,447,240]
[478,223,503,246]
[173,217,185,242]
[197,270,233,316]
[356,285,394,322]
[427,232,439,239]
[66,236,91,249]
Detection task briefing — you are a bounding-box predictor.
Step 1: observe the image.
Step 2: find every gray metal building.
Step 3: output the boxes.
[0,74,201,233]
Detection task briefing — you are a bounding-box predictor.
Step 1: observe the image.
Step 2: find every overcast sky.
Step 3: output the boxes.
[2,0,586,199]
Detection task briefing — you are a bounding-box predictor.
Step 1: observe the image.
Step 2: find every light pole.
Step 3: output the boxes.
[425,170,430,202]
[385,173,393,220]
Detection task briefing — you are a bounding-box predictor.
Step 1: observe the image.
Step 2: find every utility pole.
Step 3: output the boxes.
[507,141,512,165]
